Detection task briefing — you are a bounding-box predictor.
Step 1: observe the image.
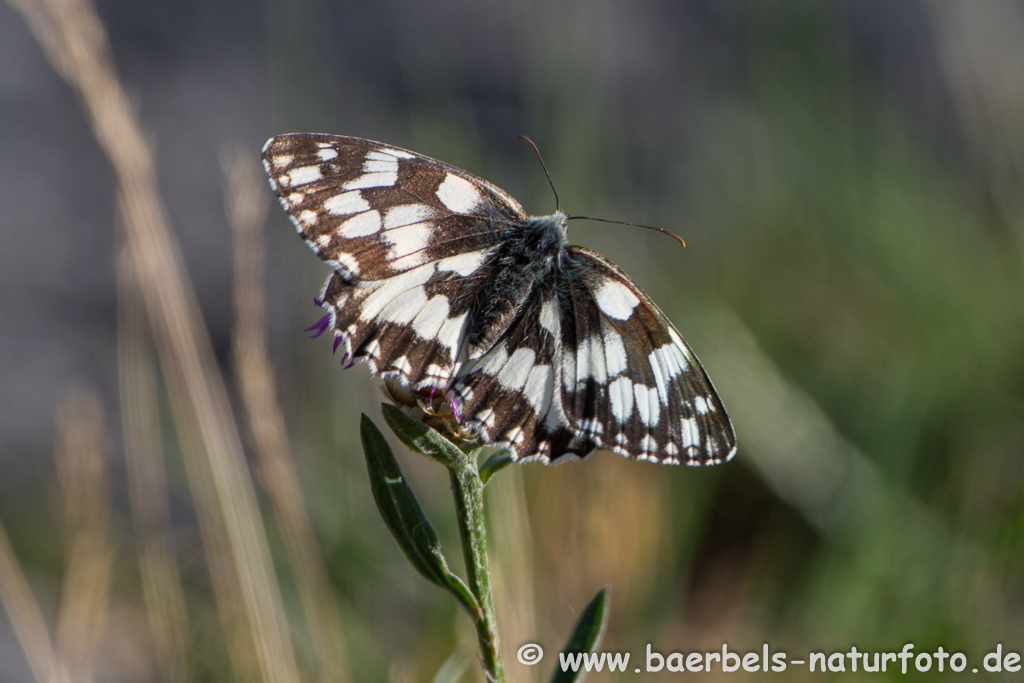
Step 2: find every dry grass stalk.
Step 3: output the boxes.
[5,0,301,681]
[117,252,191,680]
[53,388,114,683]
[225,150,352,683]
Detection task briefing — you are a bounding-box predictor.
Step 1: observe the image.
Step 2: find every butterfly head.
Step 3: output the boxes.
[523,210,569,248]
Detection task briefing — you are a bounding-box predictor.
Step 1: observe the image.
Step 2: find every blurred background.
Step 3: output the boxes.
[2,0,1023,681]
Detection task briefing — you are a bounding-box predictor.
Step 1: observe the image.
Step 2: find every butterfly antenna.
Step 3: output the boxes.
[516,135,560,211]
[567,215,687,249]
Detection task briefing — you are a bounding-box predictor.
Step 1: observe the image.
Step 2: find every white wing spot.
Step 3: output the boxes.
[539,297,560,336]
[422,364,447,383]
[326,253,360,277]
[410,295,450,340]
[287,165,322,187]
[681,418,700,448]
[577,336,607,384]
[390,251,428,270]
[325,191,370,216]
[344,172,397,189]
[436,312,468,355]
[437,250,486,276]
[391,356,412,374]
[338,210,381,238]
[317,147,338,161]
[602,330,628,376]
[363,159,398,174]
[298,210,318,226]
[633,383,660,427]
[523,364,554,414]
[436,174,482,213]
[382,222,431,258]
[360,263,435,320]
[479,343,510,375]
[497,348,535,391]
[608,376,635,421]
[383,204,435,230]
[693,396,711,414]
[378,286,429,325]
[594,278,641,320]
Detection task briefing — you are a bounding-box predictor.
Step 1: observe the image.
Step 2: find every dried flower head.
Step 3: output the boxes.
[382,377,481,446]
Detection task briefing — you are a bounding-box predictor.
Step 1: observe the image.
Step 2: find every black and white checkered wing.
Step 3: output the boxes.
[448,248,735,465]
[262,134,523,391]
[263,134,526,280]
[556,248,736,465]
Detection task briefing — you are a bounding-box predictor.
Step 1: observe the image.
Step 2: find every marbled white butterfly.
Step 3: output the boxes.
[263,134,736,465]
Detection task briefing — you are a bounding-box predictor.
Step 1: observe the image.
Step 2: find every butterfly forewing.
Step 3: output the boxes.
[264,133,736,465]
[262,134,526,281]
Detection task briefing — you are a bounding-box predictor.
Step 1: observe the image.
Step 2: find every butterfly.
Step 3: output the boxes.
[262,134,736,465]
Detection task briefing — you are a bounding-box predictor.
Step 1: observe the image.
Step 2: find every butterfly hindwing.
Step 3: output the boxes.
[449,285,592,462]
[558,248,736,464]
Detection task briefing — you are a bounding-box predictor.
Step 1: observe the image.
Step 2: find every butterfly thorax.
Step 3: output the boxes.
[465,211,568,357]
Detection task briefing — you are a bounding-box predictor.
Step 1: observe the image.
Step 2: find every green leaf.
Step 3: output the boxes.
[549,587,610,683]
[479,450,514,485]
[360,414,480,615]
[381,403,467,468]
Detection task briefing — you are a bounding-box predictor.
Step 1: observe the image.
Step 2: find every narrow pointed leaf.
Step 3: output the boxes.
[381,403,468,468]
[550,588,610,683]
[360,414,479,614]
[479,450,514,485]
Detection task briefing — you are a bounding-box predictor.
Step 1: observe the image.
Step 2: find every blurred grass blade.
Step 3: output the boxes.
[360,415,479,615]
[54,388,113,683]
[5,1,301,681]
[380,404,465,468]
[226,149,350,683]
[0,520,71,683]
[479,451,513,485]
[550,588,609,683]
[118,254,190,680]
[429,651,470,683]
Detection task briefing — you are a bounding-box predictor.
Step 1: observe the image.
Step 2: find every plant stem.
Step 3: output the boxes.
[449,455,505,682]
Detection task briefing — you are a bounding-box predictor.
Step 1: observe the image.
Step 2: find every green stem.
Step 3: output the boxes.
[449,456,504,683]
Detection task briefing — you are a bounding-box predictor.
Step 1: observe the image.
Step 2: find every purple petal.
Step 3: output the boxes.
[304,314,330,339]
[313,297,325,308]
[449,395,461,424]
[332,337,343,355]
[343,356,356,370]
